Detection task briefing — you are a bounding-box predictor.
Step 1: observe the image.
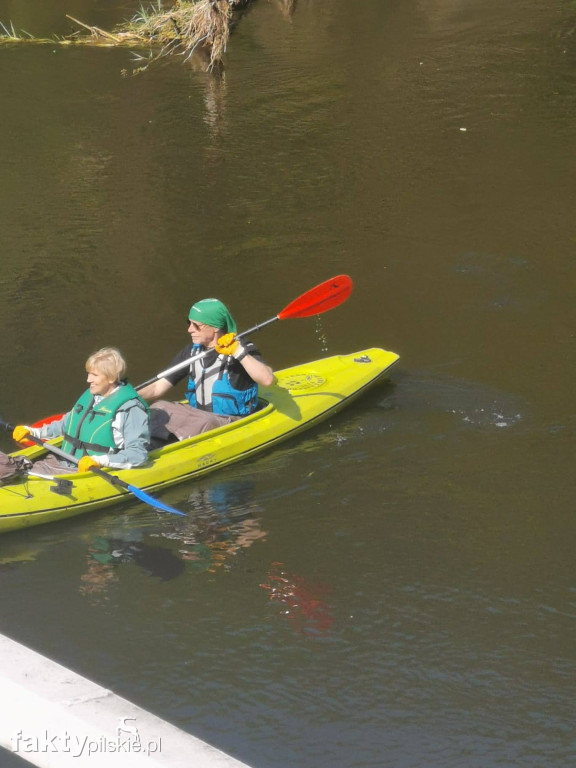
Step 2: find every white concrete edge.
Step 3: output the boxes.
[0,633,252,768]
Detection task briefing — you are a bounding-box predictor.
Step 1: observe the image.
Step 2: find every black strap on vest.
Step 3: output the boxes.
[63,398,118,457]
[61,434,118,455]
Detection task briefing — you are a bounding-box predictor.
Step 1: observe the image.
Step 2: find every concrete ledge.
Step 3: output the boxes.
[0,633,252,768]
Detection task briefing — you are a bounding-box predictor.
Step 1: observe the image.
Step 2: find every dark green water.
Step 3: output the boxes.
[1,1,575,766]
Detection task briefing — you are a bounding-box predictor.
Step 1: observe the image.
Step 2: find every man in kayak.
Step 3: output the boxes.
[0,348,150,480]
[138,298,274,445]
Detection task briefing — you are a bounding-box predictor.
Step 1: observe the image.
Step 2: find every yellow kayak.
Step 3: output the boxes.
[0,348,399,534]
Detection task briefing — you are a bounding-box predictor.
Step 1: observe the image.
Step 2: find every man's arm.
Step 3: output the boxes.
[138,377,174,402]
[238,354,275,387]
[215,335,275,387]
[138,345,192,401]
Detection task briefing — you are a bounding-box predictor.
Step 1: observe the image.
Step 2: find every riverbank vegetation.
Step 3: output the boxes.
[0,0,296,72]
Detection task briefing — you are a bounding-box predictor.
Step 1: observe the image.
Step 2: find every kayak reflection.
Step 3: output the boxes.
[154,478,267,572]
[79,478,267,600]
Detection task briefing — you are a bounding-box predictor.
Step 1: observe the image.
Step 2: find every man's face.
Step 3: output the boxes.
[188,320,219,348]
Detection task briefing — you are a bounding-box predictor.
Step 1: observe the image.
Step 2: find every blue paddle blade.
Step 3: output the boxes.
[126,484,186,516]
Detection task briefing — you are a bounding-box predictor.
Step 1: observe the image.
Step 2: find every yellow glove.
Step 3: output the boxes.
[78,456,100,473]
[12,425,32,443]
[215,332,240,356]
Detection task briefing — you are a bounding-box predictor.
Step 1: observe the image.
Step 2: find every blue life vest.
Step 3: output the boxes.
[185,345,258,417]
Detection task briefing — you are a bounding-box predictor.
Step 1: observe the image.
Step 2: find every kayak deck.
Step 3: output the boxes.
[0,348,398,533]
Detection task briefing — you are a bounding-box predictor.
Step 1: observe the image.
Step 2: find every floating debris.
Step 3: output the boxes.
[0,0,278,73]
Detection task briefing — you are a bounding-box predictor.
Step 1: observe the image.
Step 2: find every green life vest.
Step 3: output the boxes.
[61,383,149,459]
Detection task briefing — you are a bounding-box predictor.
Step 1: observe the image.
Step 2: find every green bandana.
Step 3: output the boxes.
[188,298,237,333]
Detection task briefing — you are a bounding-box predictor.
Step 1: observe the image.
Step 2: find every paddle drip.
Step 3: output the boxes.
[313,315,330,355]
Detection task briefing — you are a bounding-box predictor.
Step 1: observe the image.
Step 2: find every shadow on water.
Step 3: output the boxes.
[254,371,527,463]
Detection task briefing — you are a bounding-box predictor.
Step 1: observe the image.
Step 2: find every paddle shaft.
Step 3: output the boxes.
[135,274,353,389]
[135,316,279,390]
[12,274,353,463]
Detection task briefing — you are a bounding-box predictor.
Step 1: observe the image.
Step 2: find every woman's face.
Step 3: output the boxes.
[87,368,117,397]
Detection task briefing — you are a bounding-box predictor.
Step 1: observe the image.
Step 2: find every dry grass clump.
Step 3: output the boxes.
[120,0,238,70]
[0,0,252,71]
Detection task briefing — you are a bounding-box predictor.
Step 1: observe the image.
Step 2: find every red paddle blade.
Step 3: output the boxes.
[278,275,353,320]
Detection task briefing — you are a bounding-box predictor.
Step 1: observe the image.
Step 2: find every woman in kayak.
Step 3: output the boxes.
[138,298,274,445]
[1,347,150,479]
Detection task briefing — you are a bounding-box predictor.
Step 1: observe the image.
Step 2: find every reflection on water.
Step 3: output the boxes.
[260,561,333,638]
[0,478,268,606]
[202,69,228,160]
[272,0,298,20]
[80,536,185,602]
[151,478,267,573]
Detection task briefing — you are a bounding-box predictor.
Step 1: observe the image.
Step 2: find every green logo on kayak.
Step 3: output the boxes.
[280,374,326,391]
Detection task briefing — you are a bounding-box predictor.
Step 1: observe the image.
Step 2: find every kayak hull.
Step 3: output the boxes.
[0,349,398,533]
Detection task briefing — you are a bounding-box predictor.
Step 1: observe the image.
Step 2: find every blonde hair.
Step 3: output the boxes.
[85,347,127,382]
